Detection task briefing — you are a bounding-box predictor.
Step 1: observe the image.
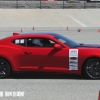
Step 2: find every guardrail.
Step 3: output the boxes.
[0,0,100,9]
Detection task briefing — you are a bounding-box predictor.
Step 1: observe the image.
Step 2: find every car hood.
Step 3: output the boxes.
[79,44,100,48]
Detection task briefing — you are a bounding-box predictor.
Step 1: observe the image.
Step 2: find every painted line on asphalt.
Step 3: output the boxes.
[68,14,87,27]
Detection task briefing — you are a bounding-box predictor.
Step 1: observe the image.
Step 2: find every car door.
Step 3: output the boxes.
[20,38,69,72]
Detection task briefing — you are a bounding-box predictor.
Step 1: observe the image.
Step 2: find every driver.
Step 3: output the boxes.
[32,39,43,47]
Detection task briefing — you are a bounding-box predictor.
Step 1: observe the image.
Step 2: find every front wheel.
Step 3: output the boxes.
[0,58,11,78]
[83,58,100,79]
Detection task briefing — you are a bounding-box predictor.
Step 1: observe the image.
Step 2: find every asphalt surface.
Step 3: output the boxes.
[1,9,100,27]
[0,73,100,100]
[1,27,100,43]
[0,28,100,100]
[0,8,100,100]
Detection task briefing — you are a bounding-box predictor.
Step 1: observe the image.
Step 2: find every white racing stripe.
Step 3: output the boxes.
[68,14,87,27]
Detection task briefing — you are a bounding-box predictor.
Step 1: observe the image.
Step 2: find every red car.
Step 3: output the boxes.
[0,32,100,79]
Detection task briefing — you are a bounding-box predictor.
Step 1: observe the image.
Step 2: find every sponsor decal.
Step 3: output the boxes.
[15,39,20,44]
[69,61,78,64]
[0,91,25,97]
[20,39,24,44]
[15,39,25,44]
[69,49,78,70]
[70,57,77,60]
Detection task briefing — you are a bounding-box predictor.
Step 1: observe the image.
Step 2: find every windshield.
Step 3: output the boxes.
[51,33,80,48]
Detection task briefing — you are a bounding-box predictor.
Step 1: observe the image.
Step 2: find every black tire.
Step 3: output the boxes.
[83,58,100,79]
[0,58,11,79]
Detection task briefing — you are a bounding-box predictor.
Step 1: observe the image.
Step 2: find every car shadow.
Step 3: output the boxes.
[8,72,90,80]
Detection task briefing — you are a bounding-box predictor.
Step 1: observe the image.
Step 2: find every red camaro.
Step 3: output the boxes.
[0,32,100,79]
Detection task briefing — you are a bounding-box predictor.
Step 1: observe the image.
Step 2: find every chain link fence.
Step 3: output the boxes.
[0,0,100,8]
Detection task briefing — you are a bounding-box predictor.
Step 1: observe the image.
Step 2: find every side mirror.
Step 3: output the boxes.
[54,44,62,50]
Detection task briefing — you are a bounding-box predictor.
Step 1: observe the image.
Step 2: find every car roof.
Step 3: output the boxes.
[14,32,62,38]
[1,32,59,41]
[13,32,58,38]
[16,32,58,36]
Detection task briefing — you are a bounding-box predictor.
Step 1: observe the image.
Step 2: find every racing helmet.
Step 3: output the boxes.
[32,39,43,47]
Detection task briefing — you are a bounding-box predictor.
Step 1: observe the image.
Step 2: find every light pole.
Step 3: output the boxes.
[40,0,42,9]
[84,0,85,9]
[63,0,64,9]
[16,0,18,8]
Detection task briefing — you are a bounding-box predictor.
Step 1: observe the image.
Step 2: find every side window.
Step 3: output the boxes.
[27,38,56,47]
[12,39,26,46]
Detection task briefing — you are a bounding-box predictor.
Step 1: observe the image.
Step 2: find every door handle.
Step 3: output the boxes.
[24,51,32,55]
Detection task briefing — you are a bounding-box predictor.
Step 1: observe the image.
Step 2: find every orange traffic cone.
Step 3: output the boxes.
[78,29,82,32]
[98,91,100,100]
[98,28,100,32]
[66,26,69,30]
[32,27,34,30]
[20,28,22,32]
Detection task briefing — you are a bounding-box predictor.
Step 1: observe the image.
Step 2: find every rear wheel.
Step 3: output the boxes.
[83,58,100,79]
[0,58,11,78]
